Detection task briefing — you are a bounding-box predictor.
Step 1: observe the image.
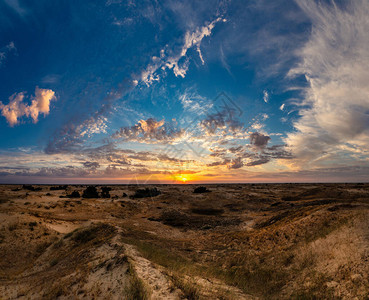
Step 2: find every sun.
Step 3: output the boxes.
[175,174,189,183]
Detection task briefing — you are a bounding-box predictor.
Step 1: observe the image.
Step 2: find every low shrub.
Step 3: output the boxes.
[23,185,41,191]
[82,186,99,198]
[193,186,210,193]
[191,208,224,215]
[101,187,111,198]
[131,188,161,199]
[68,191,80,198]
[50,185,68,190]
[71,224,116,245]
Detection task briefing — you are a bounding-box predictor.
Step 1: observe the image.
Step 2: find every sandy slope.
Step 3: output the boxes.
[0,183,368,299]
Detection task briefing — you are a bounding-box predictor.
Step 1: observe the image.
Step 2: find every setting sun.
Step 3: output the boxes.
[173,174,190,183]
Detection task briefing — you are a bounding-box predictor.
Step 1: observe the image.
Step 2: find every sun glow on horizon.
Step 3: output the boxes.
[173,174,191,183]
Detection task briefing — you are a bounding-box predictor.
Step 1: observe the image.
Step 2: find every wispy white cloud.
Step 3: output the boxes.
[140,17,226,85]
[0,41,16,66]
[0,87,56,126]
[44,79,137,154]
[4,0,28,17]
[219,45,232,76]
[285,0,369,168]
[179,89,213,115]
[263,90,269,103]
[41,74,61,84]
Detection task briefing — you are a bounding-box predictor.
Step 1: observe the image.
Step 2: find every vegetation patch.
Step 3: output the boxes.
[157,209,240,229]
[101,187,111,198]
[67,191,80,198]
[191,208,224,216]
[50,185,68,190]
[0,197,9,204]
[23,185,42,191]
[131,187,161,199]
[82,186,99,198]
[124,262,150,300]
[193,186,211,193]
[169,274,200,300]
[71,224,116,245]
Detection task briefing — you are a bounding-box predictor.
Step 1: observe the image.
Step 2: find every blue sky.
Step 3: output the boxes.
[1,0,369,183]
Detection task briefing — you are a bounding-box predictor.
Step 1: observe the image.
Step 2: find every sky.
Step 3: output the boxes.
[0,0,369,184]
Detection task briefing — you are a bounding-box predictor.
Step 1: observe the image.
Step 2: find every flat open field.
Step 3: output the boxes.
[0,183,368,299]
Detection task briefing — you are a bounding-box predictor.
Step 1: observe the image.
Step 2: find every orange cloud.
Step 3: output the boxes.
[0,87,56,126]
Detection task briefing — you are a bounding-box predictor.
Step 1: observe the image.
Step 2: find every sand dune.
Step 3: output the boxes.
[0,183,368,299]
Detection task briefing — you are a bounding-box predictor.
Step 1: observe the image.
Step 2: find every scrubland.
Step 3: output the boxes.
[0,183,368,299]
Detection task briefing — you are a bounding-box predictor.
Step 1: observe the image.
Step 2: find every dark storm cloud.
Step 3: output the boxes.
[228,145,243,153]
[207,158,231,167]
[200,109,242,135]
[83,161,100,169]
[206,143,292,169]
[246,157,270,166]
[157,153,193,163]
[228,157,243,169]
[107,156,130,166]
[209,148,227,157]
[264,145,293,159]
[249,132,271,149]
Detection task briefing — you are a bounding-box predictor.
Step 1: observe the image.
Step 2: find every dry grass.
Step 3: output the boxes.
[1,183,368,299]
[124,262,150,300]
[121,236,194,273]
[169,274,200,300]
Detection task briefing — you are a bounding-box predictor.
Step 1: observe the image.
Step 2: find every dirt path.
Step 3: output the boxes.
[124,243,182,299]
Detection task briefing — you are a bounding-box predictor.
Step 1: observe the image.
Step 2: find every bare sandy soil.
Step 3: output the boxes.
[0,183,368,299]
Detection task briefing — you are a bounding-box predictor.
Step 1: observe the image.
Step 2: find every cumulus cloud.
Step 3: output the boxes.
[201,109,242,135]
[246,157,270,167]
[205,135,290,169]
[228,157,244,169]
[83,161,100,169]
[249,132,271,149]
[140,17,226,85]
[207,159,230,167]
[112,118,184,143]
[232,144,291,168]
[0,165,138,179]
[0,87,56,126]
[264,145,292,159]
[285,0,369,168]
[79,117,108,137]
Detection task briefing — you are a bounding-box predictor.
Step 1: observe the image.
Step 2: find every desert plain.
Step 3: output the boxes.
[0,183,368,299]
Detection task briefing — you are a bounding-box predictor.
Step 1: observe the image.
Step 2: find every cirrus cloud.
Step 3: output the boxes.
[285,0,369,168]
[140,17,226,85]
